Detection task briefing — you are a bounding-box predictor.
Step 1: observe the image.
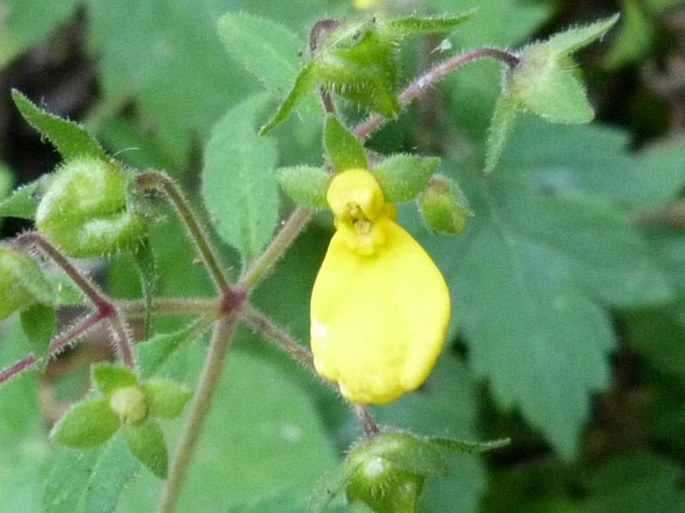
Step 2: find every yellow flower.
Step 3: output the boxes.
[310,169,451,404]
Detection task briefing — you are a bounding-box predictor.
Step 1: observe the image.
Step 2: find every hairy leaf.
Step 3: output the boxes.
[202,94,279,263]
[44,433,139,513]
[12,90,108,161]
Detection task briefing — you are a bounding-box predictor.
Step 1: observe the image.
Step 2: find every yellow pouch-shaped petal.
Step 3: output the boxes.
[310,216,450,404]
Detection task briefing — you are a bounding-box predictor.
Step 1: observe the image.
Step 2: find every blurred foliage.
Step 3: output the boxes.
[0,0,684,512]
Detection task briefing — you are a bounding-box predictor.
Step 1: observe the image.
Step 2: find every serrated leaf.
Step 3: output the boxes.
[324,115,367,172]
[202,95,279,263]
[11,90,108,161]
[217,12,304,96]
[259,62,319,135]
[544,14,620,56]
[382,12,476,38]
[429,437,510,454]
[137,319,208,378]
[485,94,518,173]
[87,0,253,166]
[20,304,55,370]
[372,154,440,202]
[276,166,330,208]
[142,379,191,418]
[412,119,675,456]
[0,177,46,220]
[92,364,138,394]
[50,398,120,448]
[44,433,139,513]
[123,420,168,478]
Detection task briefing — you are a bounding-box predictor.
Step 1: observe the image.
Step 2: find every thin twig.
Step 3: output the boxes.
[355,47,520,139]
[136,171,231,294]
[156,315,239,513]
[13,233,137,369]
[240,207,312,290]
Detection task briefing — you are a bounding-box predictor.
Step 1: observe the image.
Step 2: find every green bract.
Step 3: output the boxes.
[35,158,147,257]
[0,244,53,320]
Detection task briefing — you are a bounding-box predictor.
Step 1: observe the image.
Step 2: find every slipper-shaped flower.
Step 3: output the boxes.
[310,169,450,404]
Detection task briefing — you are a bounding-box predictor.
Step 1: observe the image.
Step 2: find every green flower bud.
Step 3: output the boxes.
[0,245,53,320]
[316,20,400,117]
[344,432,448,512]
[35,158,147,257]
[418,175,473,235]
[109,386,148,425]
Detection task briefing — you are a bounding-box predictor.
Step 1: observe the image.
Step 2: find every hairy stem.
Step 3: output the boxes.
[136,171,231,294]
[0,310,107,384]
[351,403,381,437]
[241,304,315,369]
[156,315,238,513]
[241,207,311,290]
[13,233,136,368]
[355,47,520,139]
[118,297,219,320]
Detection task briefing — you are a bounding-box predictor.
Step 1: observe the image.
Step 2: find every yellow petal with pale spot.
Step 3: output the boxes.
[310,217,450,404]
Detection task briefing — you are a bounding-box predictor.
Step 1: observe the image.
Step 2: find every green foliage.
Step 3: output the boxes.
[202,95,279,263]
[2,2,685,513]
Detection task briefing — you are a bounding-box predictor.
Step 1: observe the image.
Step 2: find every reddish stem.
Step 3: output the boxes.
[355,47,520,139]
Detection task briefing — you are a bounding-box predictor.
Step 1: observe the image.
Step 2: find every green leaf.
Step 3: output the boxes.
[92,364,138,394]
[142,379,192,418]
[50,398,120,448]
[429,437,511,454]
[11,90,108,161]
[86,0,253,166]
[382,12,476,38]
[414,119,675,457]
[217,12,304,96]
[259,62,319,135]
[544,14,620,56]
[484,94,518,173]
[0,244,54,320]
[307,464,359,513]
[0,0,81,68]
[0,319,50,513]
[583,451,685,513]
[324,115,368,172]
[373,154,440,202]
[20,304,55,370]
[123,420,168,478]
[0,178,46,220]
[202,94,280,263]
[44,433,139,513]
[276,166,330,208]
